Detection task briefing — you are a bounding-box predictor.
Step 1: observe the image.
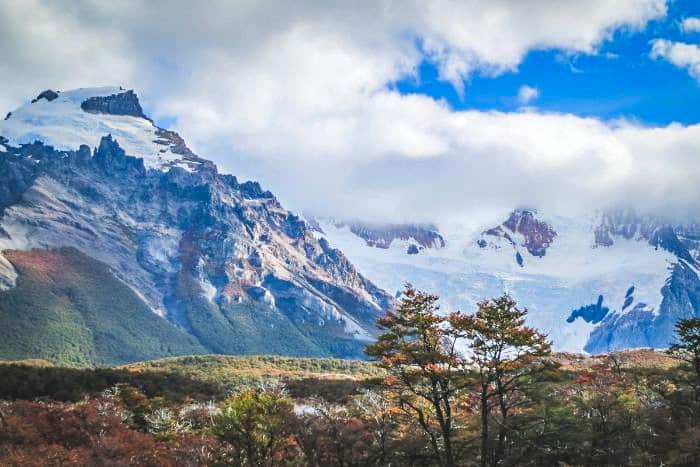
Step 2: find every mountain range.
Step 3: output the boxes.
[315,209,700,353]
[0,87,698,365]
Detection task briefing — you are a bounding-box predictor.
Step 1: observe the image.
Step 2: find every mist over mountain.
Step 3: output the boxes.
[3,1,700,230]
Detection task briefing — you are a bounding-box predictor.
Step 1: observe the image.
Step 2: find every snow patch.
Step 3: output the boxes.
[0,253,18,291]
[125,282,166,318]
[198,277,218,304]
[0,87,185,171]
[342,316,374,341]
[294,403,320,416]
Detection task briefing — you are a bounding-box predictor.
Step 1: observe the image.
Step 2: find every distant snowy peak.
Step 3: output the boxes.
[594,210,699,264]
[594,210,663,247]
[479,209,557,265]
[0,87,207,173]
[326,220,445,255]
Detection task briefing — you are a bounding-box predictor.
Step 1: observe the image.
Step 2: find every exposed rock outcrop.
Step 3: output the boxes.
[480,209,557,264]
[80,89,147,119]
[31,90,59,103]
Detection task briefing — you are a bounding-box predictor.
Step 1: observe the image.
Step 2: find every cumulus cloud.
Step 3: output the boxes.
[681,17,700,33]
[517,85,540,105]
[3,0,697,227]
[650,39,700,82]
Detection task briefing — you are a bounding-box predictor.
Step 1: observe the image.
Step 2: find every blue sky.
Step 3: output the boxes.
[396,0,700,125]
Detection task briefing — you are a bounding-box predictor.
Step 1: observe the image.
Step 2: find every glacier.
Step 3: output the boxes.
[317,213,679,353]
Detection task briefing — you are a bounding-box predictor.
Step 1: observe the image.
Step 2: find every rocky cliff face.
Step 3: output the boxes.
[80,89,147,119]
[0,87,392,362]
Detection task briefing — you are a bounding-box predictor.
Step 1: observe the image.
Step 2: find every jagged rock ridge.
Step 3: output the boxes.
[583,212,700,353]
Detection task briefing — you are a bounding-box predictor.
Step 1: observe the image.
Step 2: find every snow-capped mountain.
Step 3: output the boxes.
[317,209,700,353]
[0,87,392,364]
[1,86,695,361]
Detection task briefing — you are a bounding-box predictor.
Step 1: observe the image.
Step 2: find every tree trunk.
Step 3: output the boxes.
[435,397,454,467]
[494,381,508,467]
[430,380,454,467]
[495,401,507,466]
[443,422,455,467]
[480,384,489,467]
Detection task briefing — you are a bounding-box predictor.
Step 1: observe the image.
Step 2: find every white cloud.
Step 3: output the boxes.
[0,0,134,117]
[414,0,666,91]
[650,39,700,81]
[3,0,697,227]
[681,17,700,33]
[517,85,540,105]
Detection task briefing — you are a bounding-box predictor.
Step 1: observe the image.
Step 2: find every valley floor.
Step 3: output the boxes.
[0,350,698,466]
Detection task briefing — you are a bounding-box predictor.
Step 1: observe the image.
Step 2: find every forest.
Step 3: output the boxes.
[0,285,699,466]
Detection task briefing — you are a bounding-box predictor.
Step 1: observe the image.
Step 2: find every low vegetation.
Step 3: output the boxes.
[1,286,699,466]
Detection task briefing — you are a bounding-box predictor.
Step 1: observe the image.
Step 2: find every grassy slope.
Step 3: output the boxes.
[0,247,206,367]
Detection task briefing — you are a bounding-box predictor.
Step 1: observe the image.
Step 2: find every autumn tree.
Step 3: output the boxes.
[366,284,466,467]
[450,294,551,467]
[352,388,400,465]
[213,386,296,466]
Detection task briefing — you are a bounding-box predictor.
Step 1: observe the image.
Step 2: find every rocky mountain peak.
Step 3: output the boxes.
[0,87,209,173]
[0,87,393,363]
[31,89,59,103]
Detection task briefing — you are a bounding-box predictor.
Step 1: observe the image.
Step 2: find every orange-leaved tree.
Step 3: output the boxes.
[449,294,551,467]
[366,284,466,467]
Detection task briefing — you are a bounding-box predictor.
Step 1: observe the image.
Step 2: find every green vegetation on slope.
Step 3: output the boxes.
[175,271,368,359]
[0,354,382,402]
[0,246,371,366]
[0,247,205,367]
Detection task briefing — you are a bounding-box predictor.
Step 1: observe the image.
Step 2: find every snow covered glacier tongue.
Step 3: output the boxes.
[317,210,700,353]
[0,87,393,363]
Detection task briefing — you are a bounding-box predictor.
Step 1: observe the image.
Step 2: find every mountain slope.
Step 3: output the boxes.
[0,87,392,364]
[0,248,205,366]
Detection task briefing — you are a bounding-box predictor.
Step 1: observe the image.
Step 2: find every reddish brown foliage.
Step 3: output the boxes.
[0,400,220,466]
